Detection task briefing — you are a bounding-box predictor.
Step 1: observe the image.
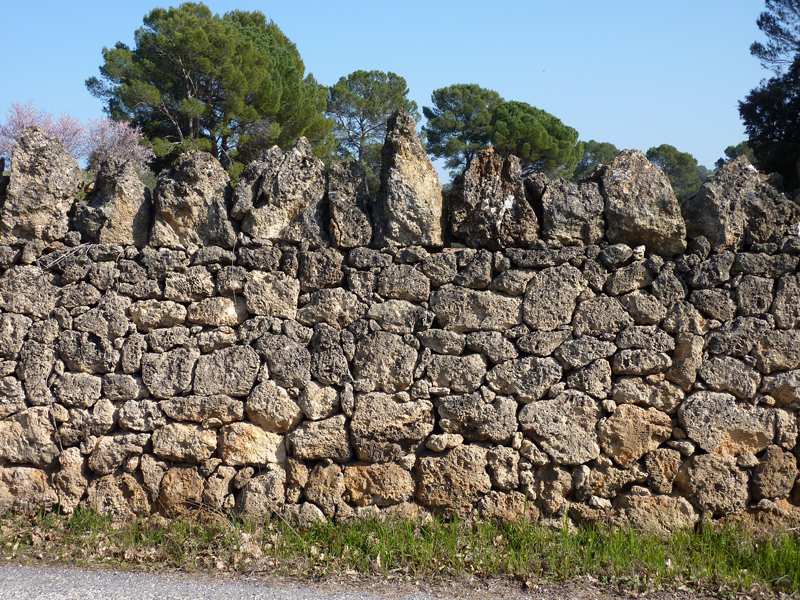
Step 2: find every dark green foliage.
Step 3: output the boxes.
[750,0,800,72]
[490,101,583,179]
[715,142,758,170]
[86,3,332,174]
[326,70,419,193]
[646,144,706,202]
[572,140,620,181]
[422,84,502,176]
[739,61,800,188]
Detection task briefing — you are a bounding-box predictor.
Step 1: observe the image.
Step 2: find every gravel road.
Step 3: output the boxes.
[0,565,535,600]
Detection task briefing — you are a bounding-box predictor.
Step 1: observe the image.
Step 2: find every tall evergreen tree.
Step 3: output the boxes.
[646,144,705,202]
[86,3,332,174]
[572,140,620,181]
[750,0,800,72]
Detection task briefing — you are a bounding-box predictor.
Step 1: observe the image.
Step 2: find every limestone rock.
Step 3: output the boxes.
[187,296,248,327]
[415,445,491,517]
[236,468,285,517]
[118,400,167,432]
[296,288,365,329]
[465,331,518,364]
[203,465,236,509]
[613,495,698,537]
[232,139,328,247]
[645,448,683,494]
[599,149,687,255]
[254,334,311,389]
[478,490,539,523]
[0,313,32,360]
[752,329,800,374]
[519,391,600,465]
[760,370,800,406]
[611,349,672,376]
[598,404,672,468]
[304,463,345,518]
[430,285,522,332]
[665,333,704,391]
[0,466,59,515]
[298,247,344,292]
[129,300,187,333]
[572,296,633,337]
[540,178,605,246]
[72,158,152,247]
[0,377,26,419]
[534,465,572,515]
[486,357,562,403]
[0,266,60,319]
[377,264,430,302]
[752,445,797,500]
[193,346,260,397]
[554,336,617,370]
[426,353,487,393]
[566,358,613,399]
[53,448,88,514]
[450,148,537,249]
[160,394,244,425]
[141,347,200,399]
[417,329,466,355]
[437,393,517,443]
[612,377,684,413]
[344,463,414,507]
[219,422,285,466]
[523,264,586,331]
[683,156,800,250]
[678,391,775,456]
[152,422,217,463]
[244,271,299,319]
[286,414,351,463]
[373,110,443,248]
[698,356,761,399]
[297,381,339,421]
[574,464,646,500]
[350,392,434,462]
[158,466,205,513]
[328,161,372,248]
[86,473,150,520]
[1,127,82,243]
[88,433,150,475]
[352,331,416,393]
[150,151,236,249]
[675,454,749,516]
[0,407,59,468]
[367,299,432,335]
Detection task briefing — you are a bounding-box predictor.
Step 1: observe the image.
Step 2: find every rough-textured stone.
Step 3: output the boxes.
[426,353,487,393]
[304,463,345,518]
[534,465,572,515]
[611,349,672,376]
[613,495,698,537]
[353,331,416,393]
[297,381,339,421]
[344,463,414,507]
[554,337,617,370]
[772,273,800,329]
[53,372,102,408]
[152,422,217,463]
[141,347,200,399]
[683,157,800,250]
[367,299,431,335]
[88,432,150,475]
[450,148,537,249]
[118,400,167,432]
[437,393,517,443]
[86,473,150,520]
[486,356,562,403]
[160,394,244,425]
[0,313,31,360]
[519,391,600,465]
[376,264,430,302]
[598,404,672,468]
[430,285,522,332]
[675,454,749,516]
[193,346,259,397]
[566,358,612,399]
[645,448,683,494]
[254,334,311,389]
[752,445,797,500]
[328,161,373,248]
[287,414,351,462]
[150,151,235,249]
[698,356,761,399]
[244,271,299,319]
[760,370,800,406]
[0,266,60,319]
[232,139,328,247]
[752,329,800,374]
[572,296,633,337]
[599,150,687,256]
[415,445,491,517]
[187,296,248,327]
[296,288,365,329]
[0,377,26,419]
[218,422,285,466]
[236,468,285,517]
[679,391,775,456]
[612,377,684,413]
[373,110,443,248]
[523,264,586,331]
[350,392,434,462]
[1,127,82,244]
[73,158,152,247]
[0,407,59,468]
[540,178,604,246]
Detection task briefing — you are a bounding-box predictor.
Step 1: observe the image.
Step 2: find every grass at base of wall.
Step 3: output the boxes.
[1,508,798,597]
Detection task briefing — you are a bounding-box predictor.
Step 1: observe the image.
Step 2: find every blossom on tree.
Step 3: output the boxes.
[85,118,155,171]
[0,101,86,159]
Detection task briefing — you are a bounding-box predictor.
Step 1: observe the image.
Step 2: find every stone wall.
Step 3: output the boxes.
[0,115,798,534]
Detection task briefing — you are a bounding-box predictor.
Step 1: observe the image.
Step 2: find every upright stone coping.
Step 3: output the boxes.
[0,126,797,533]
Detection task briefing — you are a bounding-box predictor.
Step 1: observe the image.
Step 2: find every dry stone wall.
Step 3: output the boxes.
[0,115,799,534]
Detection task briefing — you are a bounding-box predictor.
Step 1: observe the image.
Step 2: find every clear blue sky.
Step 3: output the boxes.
[0,0,769,176]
